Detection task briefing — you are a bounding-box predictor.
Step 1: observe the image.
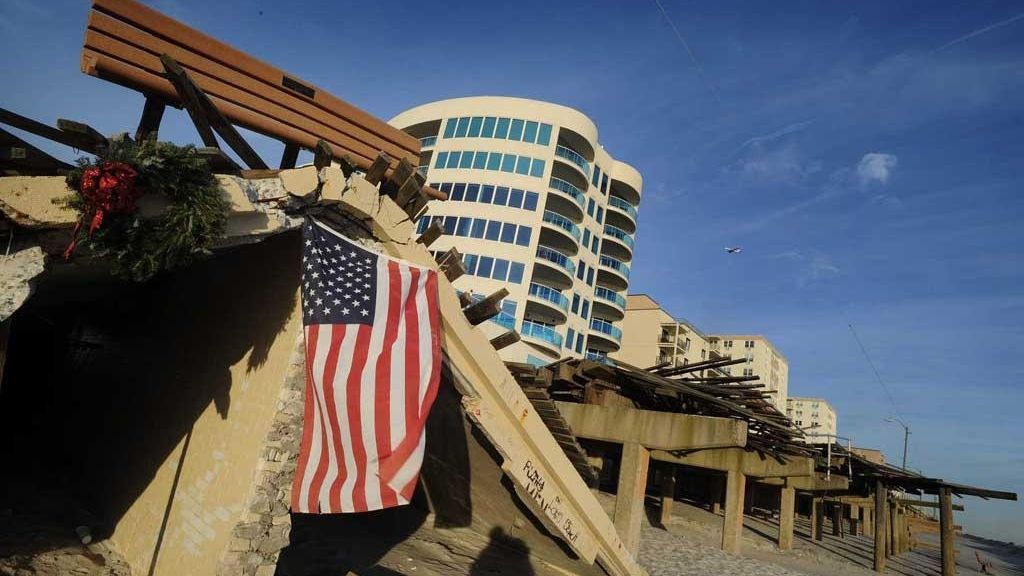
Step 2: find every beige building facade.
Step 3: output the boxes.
[707,335,789,410]
[786,397,838,443]
[612,294,716,374]
[390,97,642,366]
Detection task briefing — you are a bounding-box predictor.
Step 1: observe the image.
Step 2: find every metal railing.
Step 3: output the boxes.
[555,145,590,176]
[590,318,622,342]
[420,135,437,148]
[521,319,563,348]
[536,245,576,275]
[594,286,626,309]
[528,283,569,312]
[608,195,638,221]
[542,210,582,242]
[599,255,631,279]
[548,176,586,209]
[604,224,635,250]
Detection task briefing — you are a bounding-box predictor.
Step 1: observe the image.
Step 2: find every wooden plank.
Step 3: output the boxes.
[196,147,240,173]
[463,288,510,326]
[415,220,443,247]
[57,119,108,150]
[434,247,465,282]
[134,95,166,141]
[489,330,520,351]
[279,143,299,169]
[157,53,217,146]
[382,157,416,199]
[0,108,104,153]
[83,9,416,164]
[0,128,75,174]
[363,152,391,185]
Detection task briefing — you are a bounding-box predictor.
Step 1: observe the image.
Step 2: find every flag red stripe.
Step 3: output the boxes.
[291,324,320,512]
[346,324,373,512]
[373,260,403,509]
[319,325,348,513]
[403,268,421,439]
[305,325,337,513]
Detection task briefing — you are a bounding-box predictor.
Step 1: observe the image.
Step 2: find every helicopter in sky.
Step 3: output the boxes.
[724,247,743,254]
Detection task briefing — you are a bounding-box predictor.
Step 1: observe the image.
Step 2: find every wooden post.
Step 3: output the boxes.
[659,467,676,527]
[888,501,897,557]
[135,96,166,141]
[849,505,860,536]
[721,466,746,554]
[613,442,650,557]
[832,502,842,536]
[814,497,825,541]
[864,506,873,537]
[778,483,795,550]
[874,480,886,572]
[939,487,955,576]
[280,143,300,169]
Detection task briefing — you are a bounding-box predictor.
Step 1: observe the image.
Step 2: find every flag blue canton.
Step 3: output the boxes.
[301,219,378,326]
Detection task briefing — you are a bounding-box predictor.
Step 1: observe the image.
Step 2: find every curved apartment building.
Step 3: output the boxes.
[389,97,642,366]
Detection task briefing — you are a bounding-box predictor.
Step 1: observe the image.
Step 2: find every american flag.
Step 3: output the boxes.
[291,217,441,513]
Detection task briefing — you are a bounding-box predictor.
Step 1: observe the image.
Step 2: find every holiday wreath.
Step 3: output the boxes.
[62,139,230,281]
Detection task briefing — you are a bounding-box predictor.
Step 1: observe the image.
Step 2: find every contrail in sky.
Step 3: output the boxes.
[652,0,723,105]
[935,12,1024,53]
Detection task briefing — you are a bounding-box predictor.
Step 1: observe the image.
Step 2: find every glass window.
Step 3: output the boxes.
[591,236,599,252]
[468,116,483,137]
[592,165,601,187]
[581,300,589,319]
[571,294,580,313]
[465,183,480,202]
[463,253,478,275]
[481,116,496,138]
[566,328,575,349]
[495,117,510,139]
[530,158,545,177]
[443,118,457,139]
[586,268,595,286]
[470,218,486,238]
[458,151,474,169]
[501,299,517,316]
[439,182,453,194]
[601,174,609,194]
[451,183,466,201]
[508,188,524,208]
[515,155,530,175]
[509,119,524,141]
[515,226,532,247]
[472,151,488,169]
[434,151,448,168]
[487,152,502,171]
[537,123,552,146]
[508,262,524,284]
[500,222,516,243]
[494,186,509,206]
[443,216,457,235]
[596,206,604,224]
[576,262,586,281]
[501,154,516,173]
[523,121,538,143]
[445,151,461,169]
[480,184,495,203]
[416,218,428,234]
[454,117,469,137]
[582,228,591,246]
[456,217,472,237]
[587,198,595,217]
[485,220,501,241]
[523,191,538,211]
[492,258,509,281]
[477,256,494,278]
[575,336,583,354]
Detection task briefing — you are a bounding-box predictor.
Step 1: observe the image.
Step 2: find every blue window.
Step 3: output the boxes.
[495,117,510,139]
[451,183,466,201]
[501,299,517,316]
[456,217,472,237]
[596,206,604,224]
[515,226,532,247]
[566,328,575,350]
[455,117,470,137]
[463,253,478,275]
[586,268,595,286]
[529,159,544,177]
[472,151,488,169]
[480,184,495,203]
[500,222,516,243]
[494,186,509,206]
[576,262,586,281]
[591,236,599,253]
[439,182,453,194]
[515,156,531,175]
[465,184,480,202]
[468,116,483,137]
[587,198,595,217]
[459,151,474,169]
[501,154,516,173]
[477,256,494,278]
[575,335,584,354]
[571,293,580,313]
[523,121,538,143]
[481,116,496,138]
[508,262,524,284]
[443,119,457,139]
[601,174,609,194]
[581,300,589,319]
[582,228,591,246]
[471,218,486,238]
[509,188,524,208]
[592,165,601,188]
[537,123,552,146]
[416,218,428,234]
[485,220,501,241]
[524,192,538,211]
[443,216,456,235]
[487,152,502,171]
[509,119,524,141]
[492,258,509,281]
[446,151,461,169]
[434,151,448,168]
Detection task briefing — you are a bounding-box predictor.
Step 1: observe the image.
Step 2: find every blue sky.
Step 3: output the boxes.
[2,0,1022,542]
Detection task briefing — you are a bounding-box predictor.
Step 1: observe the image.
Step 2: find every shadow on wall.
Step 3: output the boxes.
[0,231,301,545]
[469,527,536,576]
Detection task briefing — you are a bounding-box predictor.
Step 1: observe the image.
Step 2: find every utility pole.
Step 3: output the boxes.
[884,417,910,470]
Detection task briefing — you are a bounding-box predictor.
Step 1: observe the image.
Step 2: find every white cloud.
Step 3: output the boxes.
[857,153,899,186]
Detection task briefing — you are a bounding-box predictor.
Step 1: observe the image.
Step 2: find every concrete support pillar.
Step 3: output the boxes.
[939,487,955,576]
[873,480,887,572]
[864,506,873,537]
[721,467,747,554]
[832,502,843,537]
[888,502,897,557]
[614,442,650,557]
[778,484,795,551]
[813,497,825,541]
[659,467,676,527]
[849,505,860,536]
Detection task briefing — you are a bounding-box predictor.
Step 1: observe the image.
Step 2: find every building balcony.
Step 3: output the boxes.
[555,145,590,180]
[547,177,586,221]
[419,135,437,148]
[521,319,563,354]
[588,318,622,352]
[526,282,569,322]
[597,255,630,290]
[592,286,626,321]
[540,210,581,255]
[605,195,637,233]
[602,224,634,261]
[533,245,575,289]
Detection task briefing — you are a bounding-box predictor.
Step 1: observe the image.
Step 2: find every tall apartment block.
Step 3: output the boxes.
[389,97,642,366]
[786,397,838,444]
[706,335,789,410]
[612,295,718,374]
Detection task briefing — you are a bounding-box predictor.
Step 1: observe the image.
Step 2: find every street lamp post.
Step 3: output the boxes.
[884,417,910,470]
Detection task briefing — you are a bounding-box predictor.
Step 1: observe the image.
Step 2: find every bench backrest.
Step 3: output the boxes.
[82,0,420,170]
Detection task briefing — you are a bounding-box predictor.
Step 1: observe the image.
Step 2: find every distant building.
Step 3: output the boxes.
[611,294,719,376]
[786,397,838,443]
[707,334,789,410]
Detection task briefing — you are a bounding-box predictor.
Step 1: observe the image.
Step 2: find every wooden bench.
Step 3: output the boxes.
[81,0,420,171]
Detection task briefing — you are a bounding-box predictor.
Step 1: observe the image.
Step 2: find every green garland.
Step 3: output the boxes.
[63,139,229,282]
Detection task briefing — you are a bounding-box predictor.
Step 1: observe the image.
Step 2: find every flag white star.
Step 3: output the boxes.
[360,309,369,316]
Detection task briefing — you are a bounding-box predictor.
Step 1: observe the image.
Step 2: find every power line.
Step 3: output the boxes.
[846,320,902,419]
[651,0,723,105]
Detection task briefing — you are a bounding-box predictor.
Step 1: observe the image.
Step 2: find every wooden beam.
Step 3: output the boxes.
[940,487,955,576]
[363,152,391,185]
[463,288,509,326]
[0,108,104,153]
[0,128,74,174]
[489,330,520,351]
[416,220,443,247]
[196,147,240,173]
[898,498,963,511]
[56,119,108,151]
[135,95,166,141]
[434,247,465,282]
[279,143,299,169]
[381,157,415,200]
[157,54,217,146]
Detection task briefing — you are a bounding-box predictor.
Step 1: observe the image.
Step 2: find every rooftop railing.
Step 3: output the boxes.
[608,195,638,221]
